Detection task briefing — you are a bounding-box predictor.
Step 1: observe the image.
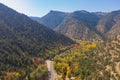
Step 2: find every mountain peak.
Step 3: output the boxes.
[74,10,89,14]
[37,10,68,29]
[49,10,66,14]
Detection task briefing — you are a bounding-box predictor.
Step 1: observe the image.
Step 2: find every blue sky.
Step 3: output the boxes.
[0,0,120,17]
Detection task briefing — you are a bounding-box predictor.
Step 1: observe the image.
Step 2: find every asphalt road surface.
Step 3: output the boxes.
[46,60,54,80]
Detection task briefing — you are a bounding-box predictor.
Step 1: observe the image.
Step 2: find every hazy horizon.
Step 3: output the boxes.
[0,0,120,17]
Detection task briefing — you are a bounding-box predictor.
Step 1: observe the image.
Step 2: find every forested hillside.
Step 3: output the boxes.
[54,35,120,80]
[0,3,74,80]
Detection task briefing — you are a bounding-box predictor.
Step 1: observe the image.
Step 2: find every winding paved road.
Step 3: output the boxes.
[46,60,54,80]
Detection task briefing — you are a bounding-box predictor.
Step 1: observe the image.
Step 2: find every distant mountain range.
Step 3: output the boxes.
[31,10,68,29]
[31,10,120,41]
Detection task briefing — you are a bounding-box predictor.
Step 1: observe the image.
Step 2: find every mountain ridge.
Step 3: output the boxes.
[31,10,120,41]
